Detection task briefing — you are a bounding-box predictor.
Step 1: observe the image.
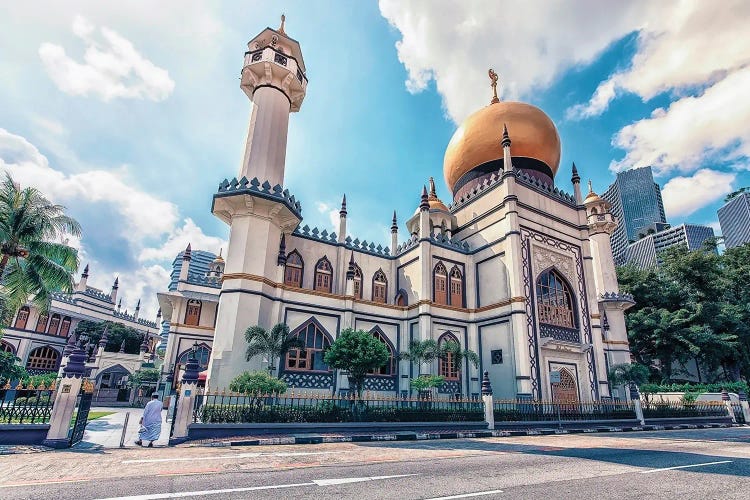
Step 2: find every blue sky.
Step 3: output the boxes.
[1,0,748,317]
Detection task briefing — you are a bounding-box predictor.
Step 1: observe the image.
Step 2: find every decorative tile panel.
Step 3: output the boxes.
[281,372,333,389]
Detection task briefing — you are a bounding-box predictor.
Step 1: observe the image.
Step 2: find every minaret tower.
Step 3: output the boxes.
[238,14,308,186]
[208,17,307,390]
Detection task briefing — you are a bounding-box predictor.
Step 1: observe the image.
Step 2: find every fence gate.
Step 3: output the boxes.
[69,380,94,446]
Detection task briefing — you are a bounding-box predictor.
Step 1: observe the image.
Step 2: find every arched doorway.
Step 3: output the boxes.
[551,366,579,404]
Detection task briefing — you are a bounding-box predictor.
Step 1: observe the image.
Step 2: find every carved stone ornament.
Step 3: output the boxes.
[532,244,575,284]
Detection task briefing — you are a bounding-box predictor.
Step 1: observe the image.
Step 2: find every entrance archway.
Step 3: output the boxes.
[551,367,579,404]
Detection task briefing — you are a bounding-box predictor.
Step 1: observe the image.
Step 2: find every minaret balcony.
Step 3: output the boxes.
[241,47,307,110]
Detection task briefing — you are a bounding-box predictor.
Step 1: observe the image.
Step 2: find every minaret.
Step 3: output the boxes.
[110,277,119,304]
[77,264,89,292]
[209,18,308,389]
[117,298,122,313]
[501,124,512,174]
[179,243,191,282]
[134,299,141,320]
[276,233,287,266]
[338,194,347,243]
[571,162,582,204]
[419,185,430,238]
[238,14,308,187]
[391,211,398,253]
[345,252,356,296]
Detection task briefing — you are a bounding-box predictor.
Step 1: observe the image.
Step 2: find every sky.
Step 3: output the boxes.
[1,0,748,319]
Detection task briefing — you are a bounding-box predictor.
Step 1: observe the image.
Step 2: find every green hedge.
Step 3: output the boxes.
[640,382,749,394]
[12,395,51,405]
[199,402,484,424]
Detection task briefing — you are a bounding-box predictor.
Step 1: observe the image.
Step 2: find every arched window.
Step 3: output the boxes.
[434,262,448,305]
[14,306,29,329]
[184,300,202,326]
[285,320,332,372]
[284,250,304,288]
[438,332,460,380]
[449,266,464,307]
[177,344,211,370]
[47,314,61,335]
[314,257,333,293]
[35,314,49,333]
[1,341,14,354]
[372,269,387,303]
[25,346,60,371]
[351,263,363,299]
[368,327,395,376]
[536,269,576,329]
[59,316,72,337]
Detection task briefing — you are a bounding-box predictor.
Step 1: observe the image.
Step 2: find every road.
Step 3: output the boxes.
[2,427,749,499]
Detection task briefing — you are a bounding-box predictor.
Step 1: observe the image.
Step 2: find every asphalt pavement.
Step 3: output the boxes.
[1,427,749,499]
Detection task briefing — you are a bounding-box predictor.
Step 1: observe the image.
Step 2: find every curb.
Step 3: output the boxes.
[192,422,737,448]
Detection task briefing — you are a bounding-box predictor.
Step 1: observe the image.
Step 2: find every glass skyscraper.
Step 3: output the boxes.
[718,192,750,249]
[602,166,667,265]
[625,224,716,269]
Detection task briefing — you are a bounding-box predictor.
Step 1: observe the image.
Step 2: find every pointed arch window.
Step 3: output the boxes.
[184,300,202,326]
[1,341,14,354]
[352,263,363,299]
[285,320,332,372]
[284,250,304,288]
[59,316,72,337]
[449,266,464,307]
[14,306,29,329]
[372,269,387,303]
[438,332,460,380]
[536,269,576,329]
[368,327,395,376]
[314,257,333,293]
[47,314,61,335]
[25,346,60,371]
[36,314,49,333]
[434,262,448,305]
[395,289,407,307]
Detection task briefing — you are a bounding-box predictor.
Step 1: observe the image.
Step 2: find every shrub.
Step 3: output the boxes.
[410,375,445,392]
[640,381,749,394]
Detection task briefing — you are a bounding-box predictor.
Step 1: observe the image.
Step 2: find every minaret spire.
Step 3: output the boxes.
[501,123,512,174]
[419,185,430,212]
[278,14,286,35]
[340,194,347,217]
[390,210,398,256]
[571,162,583,204]
[277,233,287,266]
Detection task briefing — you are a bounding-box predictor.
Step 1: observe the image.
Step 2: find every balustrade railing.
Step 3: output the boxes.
[493,399,636,422]
[0,382,55,424]
[641,400,728,419]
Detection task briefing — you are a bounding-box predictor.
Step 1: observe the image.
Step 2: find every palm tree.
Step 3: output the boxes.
[439,340,480,373]
[398,339,441,376]
[244,323,304,377]
[608,363,650,398]
[0,174,81,318]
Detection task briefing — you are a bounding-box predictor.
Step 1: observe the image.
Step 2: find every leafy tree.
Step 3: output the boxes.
[410,375,445,392]
[244,323,304,376]
[0,174,81,318]
[608,363,649,390]
[323,328,390,398]
[73,320,144,354]
[398,339,441,376]
[128,368,160,390]
[0,350,27,384]
[439,340,480,373]
[229,371,287,408]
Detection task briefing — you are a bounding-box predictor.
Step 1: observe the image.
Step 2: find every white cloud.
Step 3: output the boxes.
[661,169,735,218]
[379,0,651,123]
[316,201,341,231]
[38,15,175,102]
[570,1,750,118]
[610,66,750,174]
[139,218,227,262]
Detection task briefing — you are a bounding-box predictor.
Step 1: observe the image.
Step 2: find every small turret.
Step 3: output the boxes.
[110,277,119,304]
[134,299,141,320]
[77,264,89,292]
[571,162,582,204]
[178,243,192,282]
[501,124,512,173]
[338,194,347,243]
[277,234,287,266]
[391,210,398,254]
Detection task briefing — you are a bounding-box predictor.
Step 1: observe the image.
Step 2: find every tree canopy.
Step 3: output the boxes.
[323,328,390,397]
[74,320,145,355]
[618,242,750,383]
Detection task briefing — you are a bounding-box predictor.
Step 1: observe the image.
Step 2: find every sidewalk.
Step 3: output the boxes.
[76,406,170,449]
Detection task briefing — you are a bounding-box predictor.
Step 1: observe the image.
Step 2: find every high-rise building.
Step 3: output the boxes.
[602,166,667,264]
[718,191,750,249]
[625,223,715,268]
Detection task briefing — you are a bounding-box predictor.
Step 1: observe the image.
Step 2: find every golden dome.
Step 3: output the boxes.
[443,101,561,194]
[414,177,450,215]
[584,181,604,205]
[213,249,224,263]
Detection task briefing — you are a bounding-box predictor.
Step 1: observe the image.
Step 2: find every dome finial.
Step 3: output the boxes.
[429,177,436,196]
[588,179,593,193]
[278,14,286,35]
[488,69,500,104]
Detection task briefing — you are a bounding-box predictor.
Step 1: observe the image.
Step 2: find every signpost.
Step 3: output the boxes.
[550,370,562,429]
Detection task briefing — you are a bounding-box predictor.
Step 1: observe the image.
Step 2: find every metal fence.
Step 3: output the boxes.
[641,400,728,419]
[0,383,55,424]
[730,402,745,424]
[193,390,485,424]
[493,399,636,422]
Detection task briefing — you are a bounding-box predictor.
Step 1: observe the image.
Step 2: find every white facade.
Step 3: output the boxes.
[175,20,636,402]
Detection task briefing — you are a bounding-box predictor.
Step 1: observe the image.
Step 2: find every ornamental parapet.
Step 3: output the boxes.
[215,177,302,218]
[515,171,577,206]
[82,287,113,303]
[292,225,392,258]
[185,272,221,289]
[430,232,470,253]
[599,291,635,304]
[449,172,502,211]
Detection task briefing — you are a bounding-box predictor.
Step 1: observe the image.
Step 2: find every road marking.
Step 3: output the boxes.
[425,490,504,499]
[122,450,348,464]
[95,474,418,499]
[0,478,91,488]
[641,460,733,473]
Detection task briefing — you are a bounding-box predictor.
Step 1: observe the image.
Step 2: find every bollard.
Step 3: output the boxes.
[120,412,130,448]
[481,371,494,430]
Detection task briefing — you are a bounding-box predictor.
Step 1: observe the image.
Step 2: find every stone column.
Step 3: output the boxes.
[169,350,201,444]
[481,371,494,430]
[739,390,750,423]
[44,344,88,448]
[630,383,644,426]
[722,389,737,423]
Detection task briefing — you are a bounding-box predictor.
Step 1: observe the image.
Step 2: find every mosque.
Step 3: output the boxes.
[166,17,635,402]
